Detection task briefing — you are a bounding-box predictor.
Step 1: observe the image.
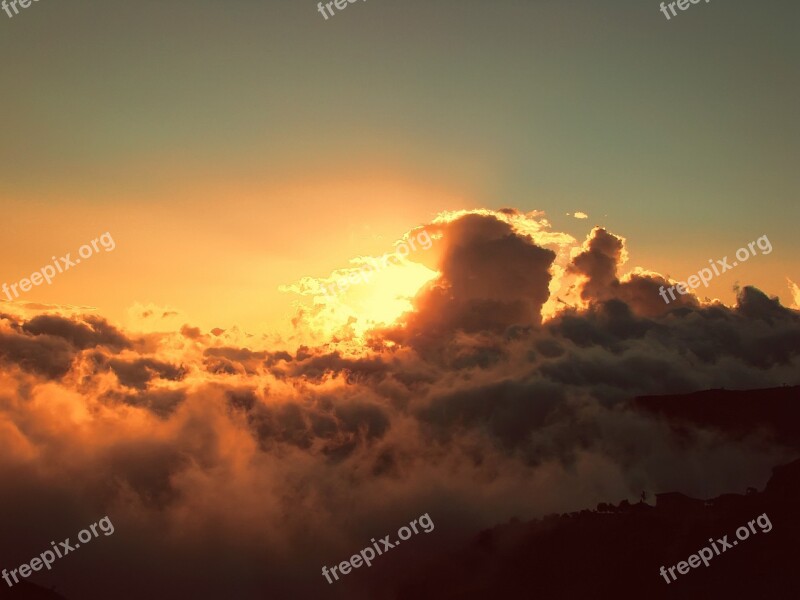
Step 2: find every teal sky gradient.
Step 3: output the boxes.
[1,0,797,321]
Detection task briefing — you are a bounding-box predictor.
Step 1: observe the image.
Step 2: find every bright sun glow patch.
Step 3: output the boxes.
[282,224,443,341]
[341,261,437,326]
[309,259,437,340]
[282,253,439,343]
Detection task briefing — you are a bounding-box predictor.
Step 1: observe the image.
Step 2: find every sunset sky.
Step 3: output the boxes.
[0,2,798,599]
[1,0,797,335]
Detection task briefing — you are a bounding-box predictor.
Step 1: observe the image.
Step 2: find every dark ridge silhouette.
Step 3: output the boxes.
[0,581,68,600]
[632,385,800,448]
[396,458,800,599]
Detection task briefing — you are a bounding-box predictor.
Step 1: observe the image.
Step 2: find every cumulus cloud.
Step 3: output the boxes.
[567,211,589,219]
[0,209,798,599]
[788,277,800,309]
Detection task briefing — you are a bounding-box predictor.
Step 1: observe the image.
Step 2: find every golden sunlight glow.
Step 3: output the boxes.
[286,256,438,344]
[282,220,446,342]
[342,261,437,327]
[309,261,437,341]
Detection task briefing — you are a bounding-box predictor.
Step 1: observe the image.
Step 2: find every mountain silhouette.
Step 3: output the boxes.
[397,386,800,600]
[0,582,69,600]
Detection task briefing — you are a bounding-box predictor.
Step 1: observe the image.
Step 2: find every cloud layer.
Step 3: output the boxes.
[0,210,798,599]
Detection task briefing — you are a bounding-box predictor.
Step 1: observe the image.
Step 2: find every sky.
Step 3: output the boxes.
[1,0,797,334]
[0,2,799,599]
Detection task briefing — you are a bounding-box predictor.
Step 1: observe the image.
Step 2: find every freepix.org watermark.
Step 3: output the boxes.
[317,0,367,21]
[659,513,772,584]
[2,516,115,588]
[321,513,434,584]
[659,0,712,21]
[2,232,116,301]
[2,0,43,20]
[322,228,434,297]
[659,235,772,305]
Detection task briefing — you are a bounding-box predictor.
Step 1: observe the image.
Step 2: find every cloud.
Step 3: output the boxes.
[387,213,557,350]
[788,277,800,309]
[22,314,131,351]
[0,209,797,599]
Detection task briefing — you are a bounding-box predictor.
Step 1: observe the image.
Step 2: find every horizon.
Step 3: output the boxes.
[0,1,798,598]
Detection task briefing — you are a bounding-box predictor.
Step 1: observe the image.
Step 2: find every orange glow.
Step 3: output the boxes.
[295,257,438,341]
[0,177,471,336]
[333,261,438,330]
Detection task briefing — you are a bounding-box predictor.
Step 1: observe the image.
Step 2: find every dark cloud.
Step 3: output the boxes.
[104,388,188,418]
[180,325,203,340]
[0,314,132,379]
[237,389,391,458]
[105,357,187,390]
[385,213,556,356]
[22,314,131,351]
[419,379,566,451]
[569,227,697,316]
[0,327,75,378]
[569,226,624,303]
[287,351,388,383]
